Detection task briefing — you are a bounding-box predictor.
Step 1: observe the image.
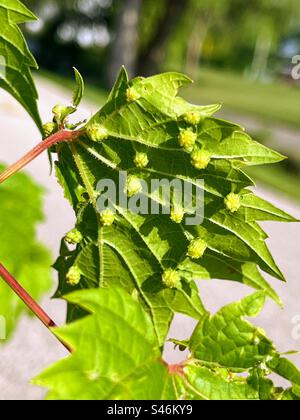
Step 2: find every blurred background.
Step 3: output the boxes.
[22,0,300,198]
[0,0,300,399]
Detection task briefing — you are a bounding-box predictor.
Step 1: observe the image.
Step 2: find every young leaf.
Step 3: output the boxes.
[0,0,42,131]
[188,292,277,369]
[72,67,84,108]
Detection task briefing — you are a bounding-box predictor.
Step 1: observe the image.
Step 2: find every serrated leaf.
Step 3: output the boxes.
[0,164,52,338]
[240,192,297,222]
[188,292,277,370]
[53,68,295,363]
[34,287,174,400]
[209,209,285,280]
[183,364,260,400]
[246,368,274,400]
[267,357,300,387]
[36,288,298,400]
[0,0,42,131]
[210,131,285,165]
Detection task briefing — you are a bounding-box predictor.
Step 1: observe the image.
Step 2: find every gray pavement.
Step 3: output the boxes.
[0,80,300,399]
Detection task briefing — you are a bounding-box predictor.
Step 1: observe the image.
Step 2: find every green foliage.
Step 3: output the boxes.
[0,164,52,338]
[32,67,299,399]
[35,288,300,400]
[0,2,298,402]
[0,0,42,131]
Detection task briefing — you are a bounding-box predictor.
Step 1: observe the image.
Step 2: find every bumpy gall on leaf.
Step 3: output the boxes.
[178,129,197,151]
[100,209,115,227]
[224,192,241,213]
[187,238,207,259]
[162,268,181,289]
[65,228,83,245]
[191,149,211,170]
[66,266,82,286]
[86,124,109,142]
[134,152,149,168]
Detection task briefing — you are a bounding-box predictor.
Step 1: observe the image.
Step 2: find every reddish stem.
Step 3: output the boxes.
[0,263,72,353]
[0,129,83,184]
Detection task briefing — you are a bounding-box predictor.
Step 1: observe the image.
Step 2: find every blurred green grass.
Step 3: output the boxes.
[39,68,300,202]
[246,166,300,202]
[185,68,300,130]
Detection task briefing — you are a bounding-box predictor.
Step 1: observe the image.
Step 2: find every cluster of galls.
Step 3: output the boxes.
[63,87,243,291]
[64,210,117,286]
[178,111,242,214]
[161,236,208,289]
[178,110,212,172]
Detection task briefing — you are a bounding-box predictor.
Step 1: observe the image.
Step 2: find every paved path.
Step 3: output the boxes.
[0,80,300,399]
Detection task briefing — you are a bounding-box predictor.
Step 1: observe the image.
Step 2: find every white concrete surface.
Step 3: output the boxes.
[0,80,300,399]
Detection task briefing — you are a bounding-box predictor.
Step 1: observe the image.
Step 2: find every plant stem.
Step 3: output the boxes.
[0,129,83,184]
[0,263,72,353]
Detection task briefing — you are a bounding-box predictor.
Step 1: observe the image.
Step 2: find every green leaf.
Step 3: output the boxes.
[34,287,174,400]
[209,210,285,280]
[52,68,294,332]
[50,69,296,397]
[209,131,285,165]
[72,67,84,108]
[246,368,274,400]
[0,164,52,338]
[188,292,277,370]
[267,357,300,387]
[0,0,42,131]
[240,192,298,222]
[281,388,300,400]
[36,287,299,400]
[183,364,261,400]
[129,72,221,118]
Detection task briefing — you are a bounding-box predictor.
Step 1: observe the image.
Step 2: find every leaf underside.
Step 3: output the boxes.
[37,68,298,399]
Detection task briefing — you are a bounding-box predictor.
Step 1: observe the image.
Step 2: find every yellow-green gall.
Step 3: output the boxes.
[178,129,197,151]
[170,207,185,224]
[134,152,149,168]
[126,87,140,103]
[86,123,109,142]
[65,228,83,245]
[224,192,241,213]
[162,268,181,289]
[183,111,204,125]
[187,238,207,259]
[52,104,68,120]
[43,122,57,137]
[100,209,115,226]
[126,176,143,197]
[191,149,211,170]
[66,266,82,286]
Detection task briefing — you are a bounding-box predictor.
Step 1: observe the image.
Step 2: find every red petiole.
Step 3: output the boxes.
[0,263,73,353]
[0,129,84,184]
